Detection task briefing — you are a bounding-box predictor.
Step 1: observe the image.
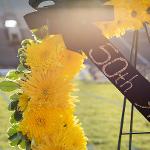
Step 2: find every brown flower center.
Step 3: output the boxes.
[36,118,46,126]
[131,10,137,18]
[147,7,150,14]
[42,89,49,96]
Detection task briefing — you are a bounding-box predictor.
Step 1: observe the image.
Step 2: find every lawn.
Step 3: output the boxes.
[75,81,150,150]
[0,92,12,150]
[0,80,149,150]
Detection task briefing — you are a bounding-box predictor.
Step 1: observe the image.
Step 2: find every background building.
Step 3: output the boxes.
[0,0,32,68]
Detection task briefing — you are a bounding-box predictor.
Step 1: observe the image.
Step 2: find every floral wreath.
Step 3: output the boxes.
[0,0,150,149]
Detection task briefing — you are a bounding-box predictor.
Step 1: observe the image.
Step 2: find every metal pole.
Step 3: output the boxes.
[117,97,127,150]
[143,23,150,43]
[129,104,134,150]
[129,30,139,150]
[117,24,150,150]
[122,132,150,135]
[117,30,137,150]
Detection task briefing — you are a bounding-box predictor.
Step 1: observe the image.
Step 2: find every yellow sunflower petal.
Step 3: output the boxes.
[26,35,66,69]
[32,124,87,150]
[96,0,149,38]
[21,69,75,109]
[19,103,75,143]
[18,93,30,111]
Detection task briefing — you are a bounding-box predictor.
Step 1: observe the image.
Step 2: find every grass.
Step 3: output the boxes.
[0,80,149,150]
[75,81,150,150]
[0,93,11,150]
[0,77,17,150]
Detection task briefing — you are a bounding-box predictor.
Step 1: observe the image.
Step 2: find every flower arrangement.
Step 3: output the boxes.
[96,0,150,38]
[0,31,87,149]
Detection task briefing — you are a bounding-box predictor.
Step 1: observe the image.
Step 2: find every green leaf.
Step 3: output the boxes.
[18,134,28,149]
[19,52,26,58]
[7,126,26,148]
[14,110,23,122]
[0,81,20,92]
[19,140,26,149]
[21,39,33,48]
[6,70,23,80]
[17,64,30,73]
[10,113,17,124]
[8,133,18,141]
[18,49,27,64]
[18,48,25,55]
[19,57,27,65]
[26,139,31,150]
[8,127,30,149]
[9,132,23,147]
[8,101,19,111]
[17,64,26,72]
[7,124,19,137]
[10,93,20,101]
[9,140,18,147]
[16,132,23,145]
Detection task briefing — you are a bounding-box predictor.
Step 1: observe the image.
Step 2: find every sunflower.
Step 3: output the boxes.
[18,93,30,111]
[142,0,150,24]
[17,32,86,150]
[32,124,87,150]
[96,0,150,38]
[19,103,75,143]
[25,35,66,69]
[96,20,129,38]
[96,1,131,38]
[21,69,75,109]
[25,34,85,78]
[62,50,85,79]
[126,0,147,30]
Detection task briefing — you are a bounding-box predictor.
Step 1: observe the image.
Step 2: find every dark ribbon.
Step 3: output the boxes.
[83,41,150,122]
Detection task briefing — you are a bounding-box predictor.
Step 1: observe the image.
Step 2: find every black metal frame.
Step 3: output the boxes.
[117,23,150,150]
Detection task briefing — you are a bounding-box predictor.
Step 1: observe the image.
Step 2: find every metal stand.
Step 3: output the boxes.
[117,23,150,150]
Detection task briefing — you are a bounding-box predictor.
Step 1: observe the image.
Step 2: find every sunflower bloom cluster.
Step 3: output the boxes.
[18,34,87,150]
[96,0,150,38]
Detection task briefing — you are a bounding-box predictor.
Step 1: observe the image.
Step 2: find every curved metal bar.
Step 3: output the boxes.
[29,0,54,9]
[143,23,150,43]
[117,30,137,150]
[122,132,150,135]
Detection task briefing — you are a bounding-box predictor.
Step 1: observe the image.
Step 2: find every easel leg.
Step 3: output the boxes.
[117,97,127,150]
[129,30,139,150]
[129,104,134,150]
[117,24,150,150]
[143,23,150,43]
[117,30,138,150]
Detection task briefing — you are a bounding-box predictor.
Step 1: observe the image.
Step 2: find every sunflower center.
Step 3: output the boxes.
[147,7,150,14]
[36,118,46,126]
[117,20,122,25]
[131,10,137,18]
[42,89,49,96]
[41,50,50,60]
[63,124,67,128]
